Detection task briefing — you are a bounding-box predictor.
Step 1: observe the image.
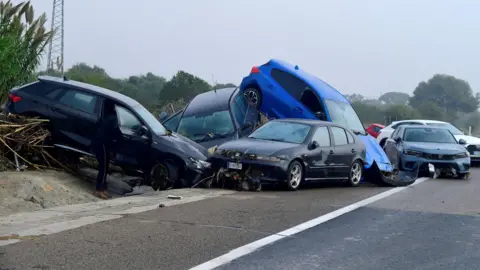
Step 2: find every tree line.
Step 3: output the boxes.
[349,75,480,134]
[2,1,479,134]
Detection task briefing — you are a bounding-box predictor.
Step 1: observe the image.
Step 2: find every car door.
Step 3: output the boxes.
[269,68,309,119]
[304,126,333,180]
[113,104,151,168]
[231,91,259,137]
[162,110,183,132]
[384,127,404,167]
[48,88,100,153]
[329,126,355,178]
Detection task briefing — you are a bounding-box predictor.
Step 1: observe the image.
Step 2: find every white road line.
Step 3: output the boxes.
[190,177,429,270]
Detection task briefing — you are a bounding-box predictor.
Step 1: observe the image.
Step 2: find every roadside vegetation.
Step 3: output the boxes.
[1,1,479,134]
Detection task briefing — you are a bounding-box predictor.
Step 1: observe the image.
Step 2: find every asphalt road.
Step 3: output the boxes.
[1,170,480,270]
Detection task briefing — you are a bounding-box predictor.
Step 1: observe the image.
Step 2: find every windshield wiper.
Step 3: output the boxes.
[268,138,287,143]
[353,130,366,136]
[195,132,232,142]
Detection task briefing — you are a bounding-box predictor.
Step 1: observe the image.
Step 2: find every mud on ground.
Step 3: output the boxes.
[0,170,100,216]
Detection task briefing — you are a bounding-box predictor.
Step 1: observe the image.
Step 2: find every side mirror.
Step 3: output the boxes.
[309,141,319,150]
[459,139,467,145]
[394,137,401,143]
[315,112,326,120]
[159,111,168,122]
[138,125,148,136]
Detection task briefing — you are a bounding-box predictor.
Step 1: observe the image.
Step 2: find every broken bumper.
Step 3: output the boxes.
[401,155,470,175]
[209,156,290,183]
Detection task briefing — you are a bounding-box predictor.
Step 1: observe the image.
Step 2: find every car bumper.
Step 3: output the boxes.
[209,156,290,183]
[401,155,470,174]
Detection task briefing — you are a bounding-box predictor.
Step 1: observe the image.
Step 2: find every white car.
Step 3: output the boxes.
[376,119,480,161]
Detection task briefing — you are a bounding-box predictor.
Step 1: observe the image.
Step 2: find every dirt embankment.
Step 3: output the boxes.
[0,170,101,216]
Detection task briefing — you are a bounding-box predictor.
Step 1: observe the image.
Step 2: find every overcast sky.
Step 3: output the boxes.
[20,0,480,98]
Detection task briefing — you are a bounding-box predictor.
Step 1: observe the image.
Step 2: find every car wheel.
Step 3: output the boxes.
[287,160,303,191]
[348,160,363,187]
[457,173,470,180]
[244,88,262,109]
[150,161,179,191]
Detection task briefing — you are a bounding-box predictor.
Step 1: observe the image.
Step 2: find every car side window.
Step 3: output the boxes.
[270,68,307,101]
[232,93,247,126]
[115,105,142,131]
[373,126,382,133]
[391,127,403,139]
[311,126,330,147]
[346,130,355,144]
[45,88,63,100]
[331,126,348,146]
[162,111,182,131]
[58,89,97,114]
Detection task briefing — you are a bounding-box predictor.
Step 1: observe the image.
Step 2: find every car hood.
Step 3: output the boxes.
[157,132,209,159]
[454,134,480,145]
[358,134,393,172]
[217,138,298,156]
[404,142,466,154]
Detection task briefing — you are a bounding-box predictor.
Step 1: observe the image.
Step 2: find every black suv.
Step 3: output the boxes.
[161,87,261,149]
[5,76,211,190]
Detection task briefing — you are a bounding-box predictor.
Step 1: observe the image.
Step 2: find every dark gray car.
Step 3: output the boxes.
[161,88,261,149]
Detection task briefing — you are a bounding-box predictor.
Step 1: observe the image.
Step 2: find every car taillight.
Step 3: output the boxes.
[250,66,260,74]
[8,93,22,103]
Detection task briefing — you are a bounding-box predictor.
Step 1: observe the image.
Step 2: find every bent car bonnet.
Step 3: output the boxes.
[240,59,394,174]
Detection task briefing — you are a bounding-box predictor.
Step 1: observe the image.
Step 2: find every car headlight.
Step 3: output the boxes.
[189,157,211,169]
[255,155,285,162]
[454,152,469,158]
[404,149,423,157]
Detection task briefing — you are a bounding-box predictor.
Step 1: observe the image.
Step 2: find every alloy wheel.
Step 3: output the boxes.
[289,164,302,189]
[350,162,362,185]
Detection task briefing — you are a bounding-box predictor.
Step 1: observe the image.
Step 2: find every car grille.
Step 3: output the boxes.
[219,150,257,161]
[466,145,480,155]
[422,153,456,160]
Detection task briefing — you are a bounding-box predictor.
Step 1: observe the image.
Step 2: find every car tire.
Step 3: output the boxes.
[286,160,303,191]
[243,88,262,109]
[457,173,470,180]
[348,160,363,187]
[150,160,179,191]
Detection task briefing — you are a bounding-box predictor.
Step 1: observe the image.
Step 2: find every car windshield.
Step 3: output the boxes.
[248,121,311,144]
[426,123,464,135]
[404,128,457,144]
[133,104,167,135]
[177,110,235,142]
[324,99,365,134]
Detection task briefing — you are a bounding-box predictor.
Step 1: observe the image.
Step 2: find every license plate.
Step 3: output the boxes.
[227,162,242,170]
[474,151,480,156]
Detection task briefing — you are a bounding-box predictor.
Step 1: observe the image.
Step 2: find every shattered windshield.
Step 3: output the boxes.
[324,99,365,134]
[426,123,464,135]
[404,128,457,144]
[249,121,311,144]
[133,104,167,135]
[177,110,235,142]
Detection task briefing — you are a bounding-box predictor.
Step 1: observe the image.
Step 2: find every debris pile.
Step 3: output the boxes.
[0,113,63,172]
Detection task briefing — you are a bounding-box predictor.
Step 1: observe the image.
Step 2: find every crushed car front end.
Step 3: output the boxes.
[209,148,292,190]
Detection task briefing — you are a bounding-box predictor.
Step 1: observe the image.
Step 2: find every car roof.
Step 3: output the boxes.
[390,119,447,126]
[273,118,346,128]
[401,125,449,130]
[263,59,349,103]
[182,87,237,117]
[37,75,140,107]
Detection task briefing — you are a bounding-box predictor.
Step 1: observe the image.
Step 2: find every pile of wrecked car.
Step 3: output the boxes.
[6,59,465,193]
